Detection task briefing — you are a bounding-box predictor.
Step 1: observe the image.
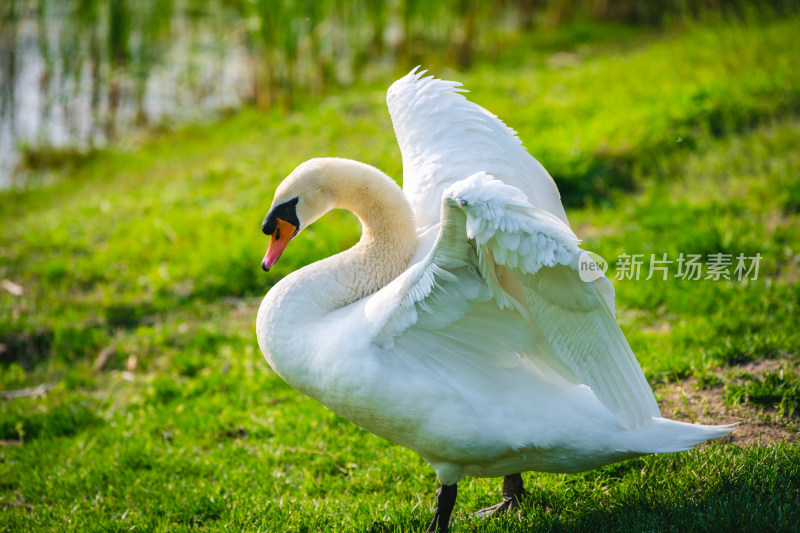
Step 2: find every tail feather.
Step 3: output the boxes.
[629,418,737,454]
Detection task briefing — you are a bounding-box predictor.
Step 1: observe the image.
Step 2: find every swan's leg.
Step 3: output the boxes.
[426,483,457,533]
[476,473,528,518]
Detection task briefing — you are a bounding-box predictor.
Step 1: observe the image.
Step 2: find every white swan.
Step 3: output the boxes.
[256,68,734,532]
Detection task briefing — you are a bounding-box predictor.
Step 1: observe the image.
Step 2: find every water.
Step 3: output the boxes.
[0,0,256,187]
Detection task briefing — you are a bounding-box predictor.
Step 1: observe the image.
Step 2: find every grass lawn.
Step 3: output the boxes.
[1,13,799,532]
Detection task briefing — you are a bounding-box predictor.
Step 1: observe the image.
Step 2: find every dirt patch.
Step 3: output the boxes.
[654,358,799,446]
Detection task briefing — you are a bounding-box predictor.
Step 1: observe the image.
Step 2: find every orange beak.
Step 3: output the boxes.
[261,218,297,272]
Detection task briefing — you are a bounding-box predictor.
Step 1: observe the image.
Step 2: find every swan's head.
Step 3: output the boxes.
[260,159,338,271]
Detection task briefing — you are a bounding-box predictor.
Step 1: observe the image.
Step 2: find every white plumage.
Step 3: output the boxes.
[256,68,734,531]
[387,68,569,230]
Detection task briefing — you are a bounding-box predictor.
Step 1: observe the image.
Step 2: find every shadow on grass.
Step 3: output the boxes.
[521,447,800,533]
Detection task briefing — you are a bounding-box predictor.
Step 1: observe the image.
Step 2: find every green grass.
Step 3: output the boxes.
[1,14,799,532]
[726,369,800,418]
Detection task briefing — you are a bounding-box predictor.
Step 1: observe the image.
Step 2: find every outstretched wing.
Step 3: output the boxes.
[368,172,660,430]
[386,68,568,231]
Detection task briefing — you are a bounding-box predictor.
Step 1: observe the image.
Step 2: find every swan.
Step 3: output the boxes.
[256,68,735,532]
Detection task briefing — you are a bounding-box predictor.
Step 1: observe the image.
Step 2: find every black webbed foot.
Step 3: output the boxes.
[476,473,528,518]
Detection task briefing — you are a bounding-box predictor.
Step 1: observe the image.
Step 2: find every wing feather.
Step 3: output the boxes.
[451,172,661,429]
[387,68,568,231]
[370,172,660,430]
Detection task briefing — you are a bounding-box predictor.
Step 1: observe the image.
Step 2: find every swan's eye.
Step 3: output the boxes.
[262,197,300,236]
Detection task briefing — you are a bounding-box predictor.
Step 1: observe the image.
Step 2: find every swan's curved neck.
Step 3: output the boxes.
[294,159,417,312]
[256,159,415,396]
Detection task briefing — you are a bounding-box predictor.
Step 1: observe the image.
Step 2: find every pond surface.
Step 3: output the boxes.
[0,0,256,186]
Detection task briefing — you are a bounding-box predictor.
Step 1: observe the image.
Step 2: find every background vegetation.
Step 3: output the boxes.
[3,0,799,178]
[1,1,799,531]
